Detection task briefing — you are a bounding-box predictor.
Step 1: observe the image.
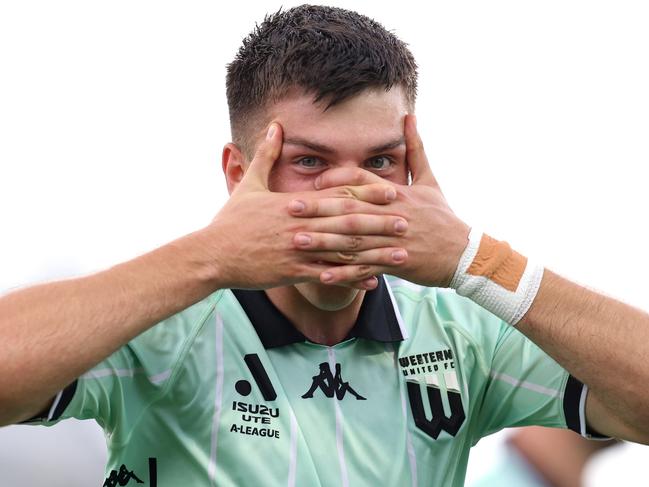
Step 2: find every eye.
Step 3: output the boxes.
[365,156,393,171]
[296,156,323,168]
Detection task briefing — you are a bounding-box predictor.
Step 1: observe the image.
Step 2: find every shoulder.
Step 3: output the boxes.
[385,275,506,333]
[122,290,227,379]
[385,276,512,370]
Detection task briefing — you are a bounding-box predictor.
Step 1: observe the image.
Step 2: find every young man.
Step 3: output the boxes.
[2,5,649,486]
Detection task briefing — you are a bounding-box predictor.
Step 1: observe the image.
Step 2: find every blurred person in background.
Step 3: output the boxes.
[471,427,616,487]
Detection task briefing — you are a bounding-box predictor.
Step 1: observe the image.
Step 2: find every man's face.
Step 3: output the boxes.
[246,86,410,311]
[265,87,409,192]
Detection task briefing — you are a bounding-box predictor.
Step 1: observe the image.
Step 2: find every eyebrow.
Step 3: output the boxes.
[283,137,335,154]
[283,136,405,155]
[368,137,406,154]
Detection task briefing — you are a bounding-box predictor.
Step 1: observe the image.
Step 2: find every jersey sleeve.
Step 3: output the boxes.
[21,295,216,437]
[23,342,167,431]
[471,322,603,442]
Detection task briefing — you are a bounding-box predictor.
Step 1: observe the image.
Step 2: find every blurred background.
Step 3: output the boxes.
[1,1,648,485]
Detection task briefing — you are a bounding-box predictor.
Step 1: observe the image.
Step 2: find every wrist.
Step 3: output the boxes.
[441,222,472,287]
[173,227,230,292]
[449,228,544,325]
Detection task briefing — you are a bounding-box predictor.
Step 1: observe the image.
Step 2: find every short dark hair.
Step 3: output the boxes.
[226,4,418,156]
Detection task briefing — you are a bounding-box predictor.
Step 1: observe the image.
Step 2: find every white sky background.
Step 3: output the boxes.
[1,1,648,485]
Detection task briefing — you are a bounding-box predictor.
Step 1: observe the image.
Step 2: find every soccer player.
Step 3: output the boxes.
[1,5,648,486]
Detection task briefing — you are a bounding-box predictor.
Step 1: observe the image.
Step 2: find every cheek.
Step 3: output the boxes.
[268,163,318,193]
[386,164,409,185]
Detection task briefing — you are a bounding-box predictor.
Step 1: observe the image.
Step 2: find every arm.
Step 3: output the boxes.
[297,114,649,443]
[0,122,405,426]
[0,232,219,425]
[518,270,649,443]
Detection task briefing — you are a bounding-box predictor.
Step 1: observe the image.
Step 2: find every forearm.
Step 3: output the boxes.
[443,228,649,441]
[0,229,219,425]
[517,270,649,440]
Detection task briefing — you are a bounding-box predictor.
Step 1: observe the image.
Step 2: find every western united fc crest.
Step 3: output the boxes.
[399,349,466,439]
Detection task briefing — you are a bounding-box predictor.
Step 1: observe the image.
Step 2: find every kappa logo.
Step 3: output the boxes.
[103,458,157,487]
[302,362,366,400]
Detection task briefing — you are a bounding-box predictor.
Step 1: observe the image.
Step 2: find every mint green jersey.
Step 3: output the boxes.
[26,276,594,486]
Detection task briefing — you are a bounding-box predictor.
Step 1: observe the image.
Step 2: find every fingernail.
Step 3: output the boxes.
[363,276,377,290]
[295,234,311,246]
[314,176,322,190]
[394,219,408,233]
[289,200,305,213]
[266,124,276,140]
[392,250,407,262]
[385,187,397,201]
[321,272,334,283]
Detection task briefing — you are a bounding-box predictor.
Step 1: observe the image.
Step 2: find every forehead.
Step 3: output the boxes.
[263,87,409,150]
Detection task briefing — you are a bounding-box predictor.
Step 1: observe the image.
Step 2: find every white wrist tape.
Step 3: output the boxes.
[449,228,545,325]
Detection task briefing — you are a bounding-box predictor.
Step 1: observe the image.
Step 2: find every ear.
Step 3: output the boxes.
[222,143,247,194]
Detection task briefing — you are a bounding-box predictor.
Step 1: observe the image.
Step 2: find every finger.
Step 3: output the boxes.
[308,214,408,236]
[306,247,408,267]
[240,122,283,191]
[292,261,378,290]
[288,186,398,218]
[293,233,399,252]
[404,114,437,187]
[314,167,385,190]
[341,276,380,290]
[320,265,388,285]
[322,182,398,204]
[290,260,336,283]
[348,276,379,291]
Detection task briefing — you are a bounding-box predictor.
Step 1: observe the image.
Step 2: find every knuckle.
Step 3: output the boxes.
[335,186,356,199]
[342,198,357,212]
[292,263,309,280]
[355,265,373,279]
[352,171,365,185]
[337,251,358,263]
[344,215,360,232]
[347,236,362,250]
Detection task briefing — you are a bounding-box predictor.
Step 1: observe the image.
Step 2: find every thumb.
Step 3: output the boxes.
[240,122,283,191]
[405,115,437,187]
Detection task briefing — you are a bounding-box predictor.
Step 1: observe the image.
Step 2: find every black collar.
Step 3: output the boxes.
[232,277,405,349]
